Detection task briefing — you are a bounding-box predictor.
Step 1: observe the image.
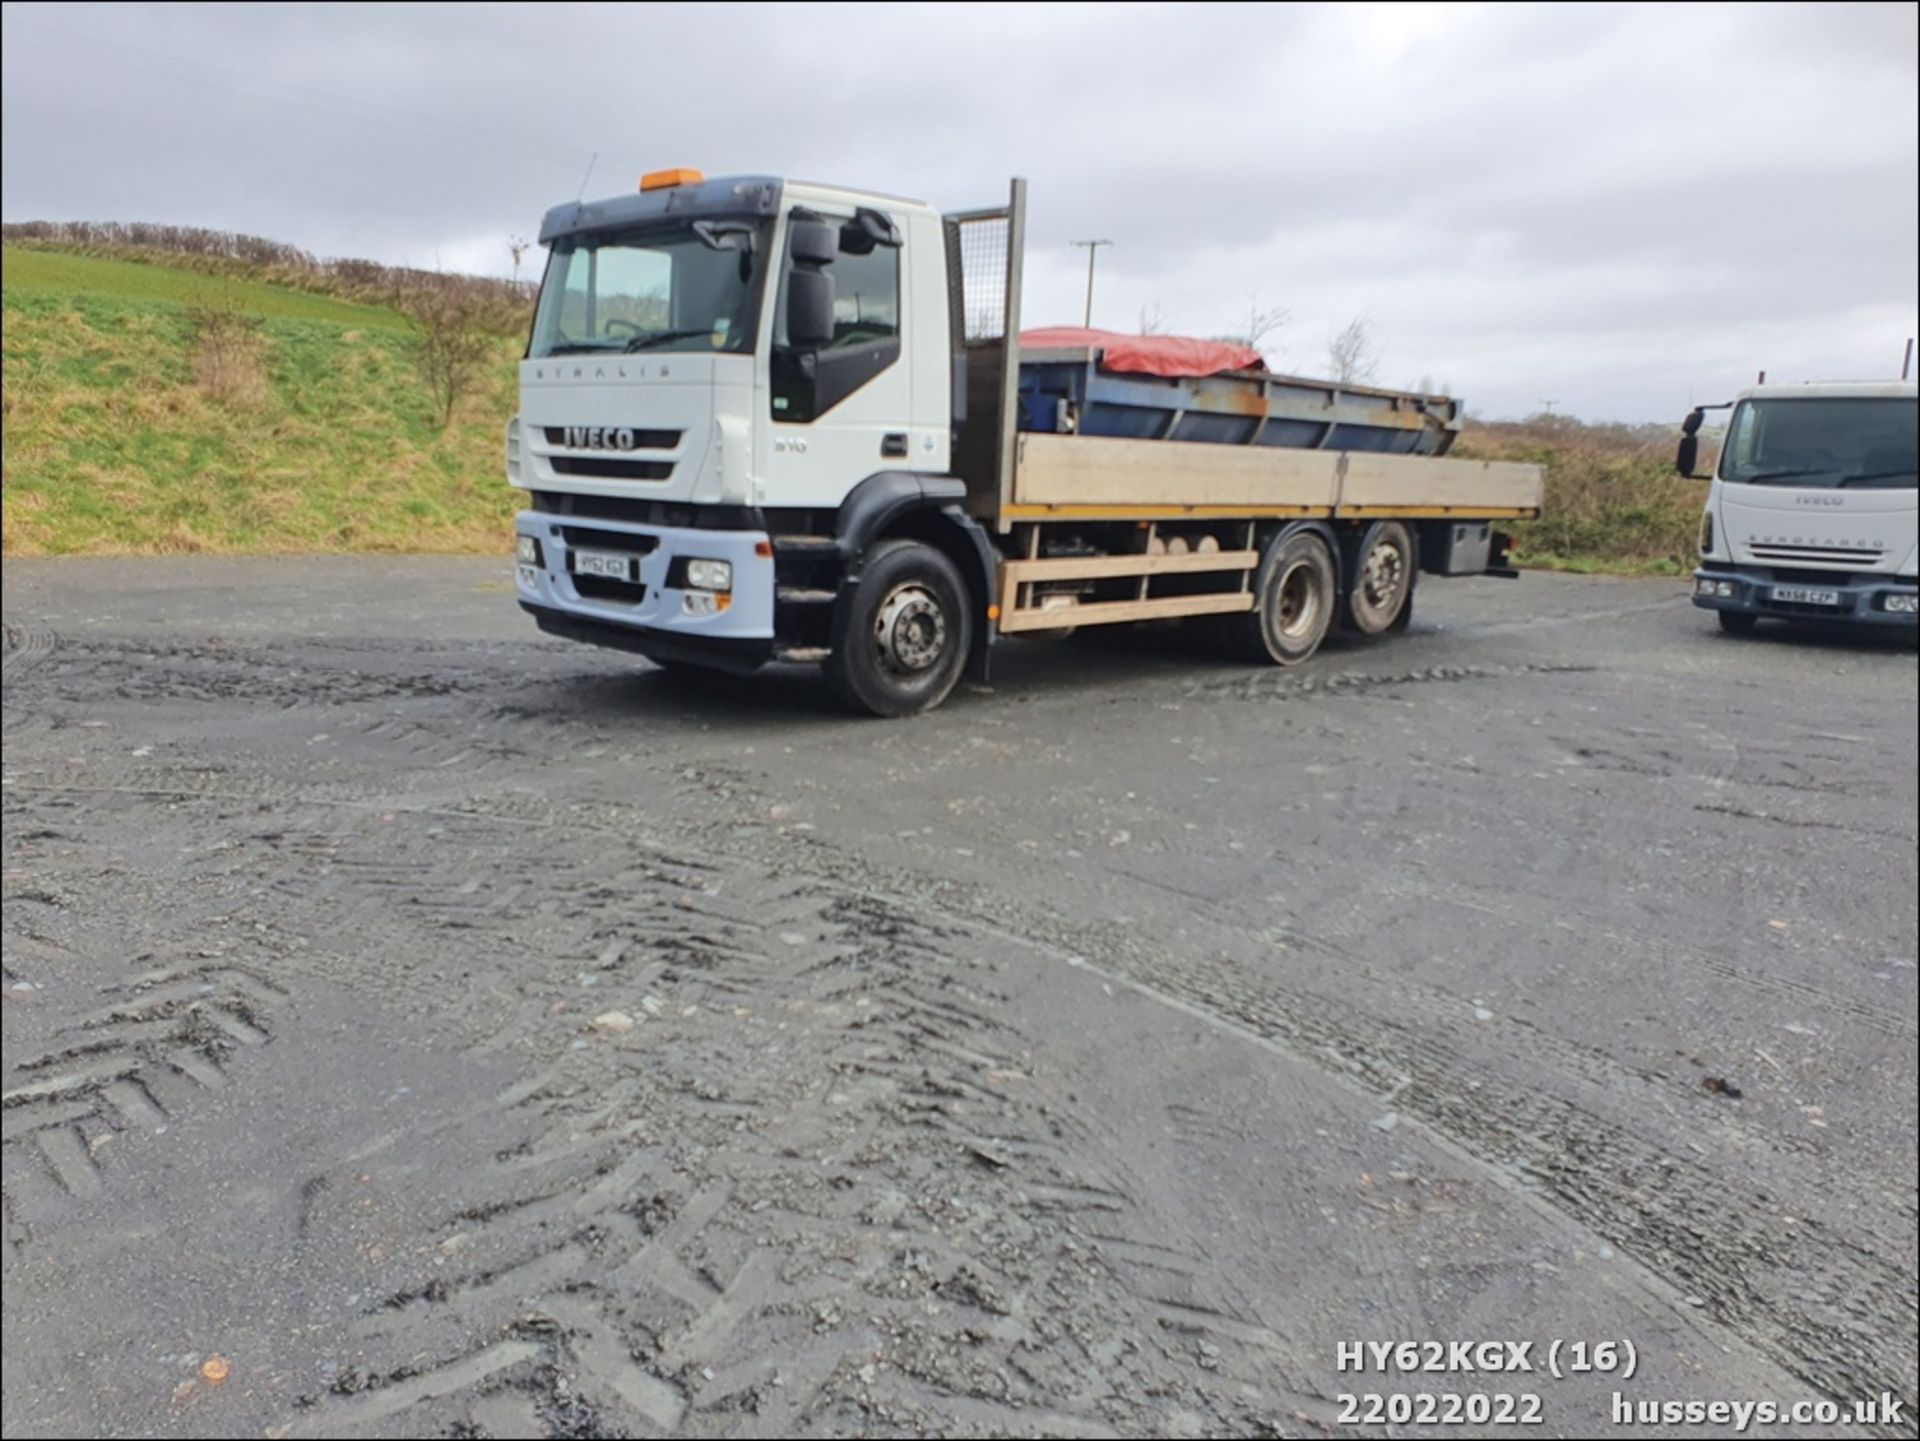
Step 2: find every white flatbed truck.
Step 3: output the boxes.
[510,171,1545,715]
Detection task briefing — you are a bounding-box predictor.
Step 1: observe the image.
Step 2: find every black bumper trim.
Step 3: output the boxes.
[521,602,773,673]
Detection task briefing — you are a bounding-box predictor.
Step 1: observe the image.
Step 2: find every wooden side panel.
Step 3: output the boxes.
[1009,432,1542,517]
[1336,452,1543,515]
[1012,433,1341,509]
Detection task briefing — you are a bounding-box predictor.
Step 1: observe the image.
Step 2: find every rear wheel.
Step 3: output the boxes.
[825,539,972,716]
[1343,521,1416,635]
[1228,528,1337,665]
[1718,610,1759,635]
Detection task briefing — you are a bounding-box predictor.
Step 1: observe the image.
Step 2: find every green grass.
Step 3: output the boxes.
[3,245,518,555]
[3,245,408,330]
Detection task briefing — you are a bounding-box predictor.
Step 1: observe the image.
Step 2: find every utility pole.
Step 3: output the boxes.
[1072,239,1111,329]
[1539,399,1557,416]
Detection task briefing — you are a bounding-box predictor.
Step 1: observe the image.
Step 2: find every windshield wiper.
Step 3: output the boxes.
[1735,468,1835,484]
[624,328,717,352]
[543,342,616,356]
[1838,469,1918,487]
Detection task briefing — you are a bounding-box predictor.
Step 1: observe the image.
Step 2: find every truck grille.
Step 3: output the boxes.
[1750,543,1884,562]
[549,456,674,481]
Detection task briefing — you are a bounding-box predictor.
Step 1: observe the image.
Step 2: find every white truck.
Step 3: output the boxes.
[1679,382,1918,634]
[509,170,1544,714]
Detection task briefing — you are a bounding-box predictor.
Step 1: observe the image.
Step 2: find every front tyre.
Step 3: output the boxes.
[1228,528,1337,665]
[826,539,972,716]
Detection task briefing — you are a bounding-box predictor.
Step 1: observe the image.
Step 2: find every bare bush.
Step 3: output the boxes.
[1213,290,1290,353]
[400,282,496,427]
[186,293,268,408]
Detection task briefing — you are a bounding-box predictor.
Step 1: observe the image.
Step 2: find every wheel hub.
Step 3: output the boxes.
[1363,541,1405,607]
[1276,561,1321,640]
[874,583,947,674]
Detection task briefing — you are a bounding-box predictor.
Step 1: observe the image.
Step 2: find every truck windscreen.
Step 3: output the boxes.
[1720,398,1918,489]
[528,219,770,359]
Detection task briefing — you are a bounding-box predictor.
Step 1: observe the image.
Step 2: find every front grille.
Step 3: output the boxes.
[550,456,674,481]
[544,426,681,449]
[560,526,660,555]
[530,491,762,529]
[1750,544,1883,562]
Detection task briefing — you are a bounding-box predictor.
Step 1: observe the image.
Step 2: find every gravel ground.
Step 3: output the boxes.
[3,557,1915,1439]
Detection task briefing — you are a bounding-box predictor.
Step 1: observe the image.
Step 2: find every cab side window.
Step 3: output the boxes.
[771,212,902,423]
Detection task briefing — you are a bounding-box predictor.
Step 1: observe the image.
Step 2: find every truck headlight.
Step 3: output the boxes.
[517,536,543,566]
[685,559,732,592]
[1886,593,1918,615]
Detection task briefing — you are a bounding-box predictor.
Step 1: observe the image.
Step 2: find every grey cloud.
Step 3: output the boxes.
[2,0,1913,420]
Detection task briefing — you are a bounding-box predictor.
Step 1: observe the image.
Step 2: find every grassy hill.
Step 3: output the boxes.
[4,240,1701,570]
[3,244,521,555]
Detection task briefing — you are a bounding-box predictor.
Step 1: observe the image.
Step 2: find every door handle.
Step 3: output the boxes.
[881,433,909,458]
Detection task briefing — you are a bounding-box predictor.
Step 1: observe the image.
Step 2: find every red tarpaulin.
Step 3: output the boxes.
[1017,327,1265,378]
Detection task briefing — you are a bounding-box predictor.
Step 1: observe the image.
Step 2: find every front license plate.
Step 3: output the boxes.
[573,549,636,582]
[1771,586,1840,607]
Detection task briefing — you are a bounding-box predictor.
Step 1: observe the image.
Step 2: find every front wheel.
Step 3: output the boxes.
[825,539,972,716]
[1227,528,1337,666]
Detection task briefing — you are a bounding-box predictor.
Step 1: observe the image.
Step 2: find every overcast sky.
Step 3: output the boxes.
[3,1,1915,420]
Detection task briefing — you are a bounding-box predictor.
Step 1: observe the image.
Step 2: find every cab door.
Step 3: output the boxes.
[758,206,918,510]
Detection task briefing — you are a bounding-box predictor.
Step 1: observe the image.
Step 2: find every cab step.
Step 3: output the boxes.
[774,644,831,663]
[776,586,837,605]
[771,534,840,555]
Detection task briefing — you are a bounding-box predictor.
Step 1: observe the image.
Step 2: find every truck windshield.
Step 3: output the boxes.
[1720,398,1918,490]
[528,220,769,358]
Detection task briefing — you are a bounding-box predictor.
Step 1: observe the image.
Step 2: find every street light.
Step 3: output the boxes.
[1071,239,1111,329]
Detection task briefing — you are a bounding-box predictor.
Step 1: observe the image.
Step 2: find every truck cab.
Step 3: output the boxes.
[1681,382,1918,633]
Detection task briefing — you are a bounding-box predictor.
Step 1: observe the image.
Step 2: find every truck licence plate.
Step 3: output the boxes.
[573,549,636,582]
[1771,585,1840,607]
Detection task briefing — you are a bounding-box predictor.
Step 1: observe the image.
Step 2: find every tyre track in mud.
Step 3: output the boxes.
[4,573,1913,1436]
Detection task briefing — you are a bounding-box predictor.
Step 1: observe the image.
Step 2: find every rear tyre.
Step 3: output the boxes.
[1228,528,1337,666]
[1718,610,1759,635]
[1342,521,1416,636]
[825,539,972,717]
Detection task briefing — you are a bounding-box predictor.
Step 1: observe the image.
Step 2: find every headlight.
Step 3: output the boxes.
[517,536,543,566]
[685,559,732,592]
[1886,593,1918,614]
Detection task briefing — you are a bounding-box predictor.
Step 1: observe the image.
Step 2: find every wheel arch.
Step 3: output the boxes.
[837,472,997,678]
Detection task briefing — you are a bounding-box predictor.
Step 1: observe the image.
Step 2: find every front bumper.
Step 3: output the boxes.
[514,511,777,663]
[1692,565,1918,626]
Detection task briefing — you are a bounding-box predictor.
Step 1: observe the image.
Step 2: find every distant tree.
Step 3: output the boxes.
[401,281,495,427]
[1215,290,1289,353]
[1329,314,1379,386]
[1137,301,1170,336]
[509,235,531,290]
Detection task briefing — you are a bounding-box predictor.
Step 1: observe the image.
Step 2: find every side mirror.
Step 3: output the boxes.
[1676,408,1704,478]
[787,219,838,267]
[787,269,834,350]
[1676,433,1700,478]
[839,207,902,256]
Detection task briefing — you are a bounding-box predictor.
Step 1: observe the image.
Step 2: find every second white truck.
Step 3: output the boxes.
[1680,381,1918,634]
[510,170,1545,714]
